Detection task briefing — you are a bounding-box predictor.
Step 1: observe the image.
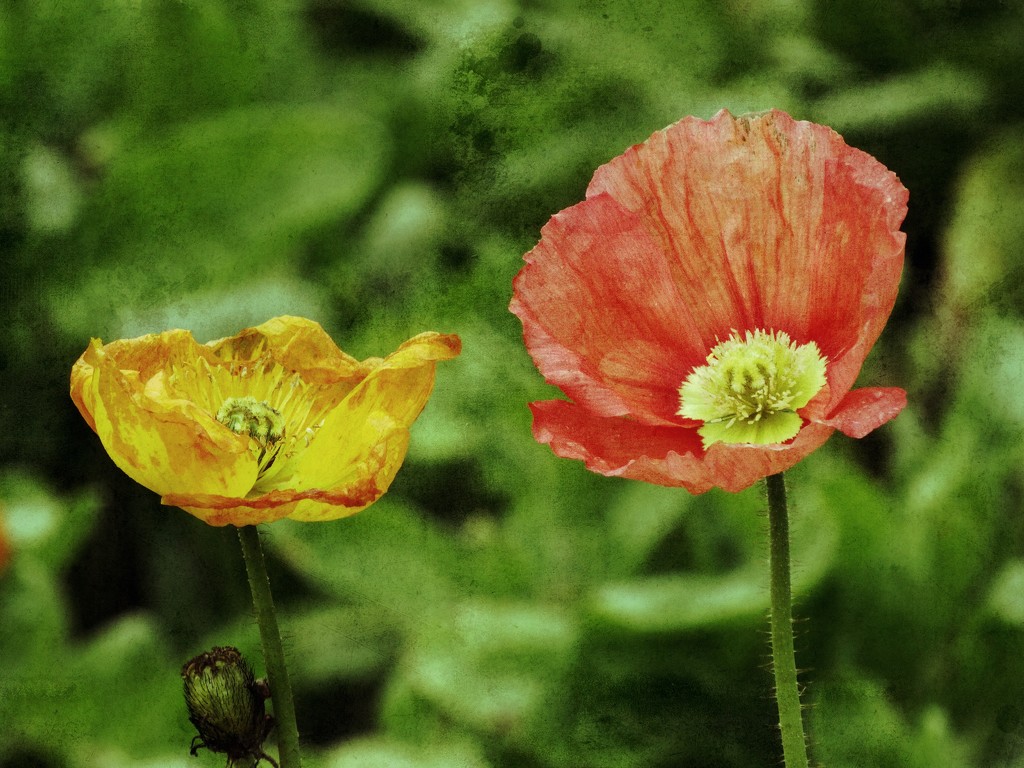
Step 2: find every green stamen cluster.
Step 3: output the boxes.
[678,329,827,448]
[216,396,286,476]
[216,397,285,445]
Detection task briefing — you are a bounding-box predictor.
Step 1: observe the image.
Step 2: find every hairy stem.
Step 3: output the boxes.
[766,472,810,768]
[238,525,302,767]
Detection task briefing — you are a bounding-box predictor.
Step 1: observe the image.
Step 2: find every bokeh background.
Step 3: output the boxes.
[2,0,1024,766]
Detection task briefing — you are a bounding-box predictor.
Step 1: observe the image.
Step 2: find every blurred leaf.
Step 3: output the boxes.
[268,500,462,627]
[420,3,754,237]
[321,735,490,768]
[603,483,689,578]
[590,568,770,633]
[588,489,838,633]
[85,755,192,768]
[813,63,989,134]
[811,441,1017,721]
[276,605,397,686]
[767,32,857,87]
[328,182,448,319]
[541,1,741,96]
[52,104,389,338]
[941,129,1024,313]
[498,465,625,602]
[1,613,181,759]
[84,755,191,768]
[0,470,100,569]
[352,0,515,47]
[812,672,971,768]
[383,600,578,738]
[987,559,1024,626]
[23,144,82,233]
[2,0,143,131]
[0,557,66,670]
[407,322,544,464]
[354,183,447,269]
[809,0,988,74]
[957,316,1024,432]
[75,614,183,754]
[808,452,924,582]
[111,274,331,344]
[122,0,314,127]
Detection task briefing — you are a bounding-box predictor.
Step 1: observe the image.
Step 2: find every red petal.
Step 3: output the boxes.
[532,399,837,493]
[702,423,835,492]
[586,109,907,410]
[817,386,906,438]
[512,110,907,493]
[530,399,713,491]
[511,194,708,425]
[162,477,384,527]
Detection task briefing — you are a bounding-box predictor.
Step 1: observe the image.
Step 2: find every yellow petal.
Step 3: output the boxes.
[209,315,374,388]
[166,426,410,525]
[164,492,303,527]
[70,319,460,527]
[264,332,460,514]
[71,335,258,499]
[284,423,411,522]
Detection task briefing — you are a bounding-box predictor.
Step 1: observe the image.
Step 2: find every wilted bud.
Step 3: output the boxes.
[181,646,277,767]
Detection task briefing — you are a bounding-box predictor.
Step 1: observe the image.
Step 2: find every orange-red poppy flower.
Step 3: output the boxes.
[510,109,908,493]
[71,316,460,526]
[0,511,10,573]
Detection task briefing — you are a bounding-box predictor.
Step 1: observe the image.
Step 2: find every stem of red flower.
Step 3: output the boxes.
[238,525,302,768]
[766,472,810,768]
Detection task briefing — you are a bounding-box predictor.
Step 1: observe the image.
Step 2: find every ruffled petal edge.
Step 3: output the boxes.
[531,399,837,494]
[209,315,374,387]
[511,194,707,425]
[164,423,412,526]
[816,386,906,438]
[70,336,259,499]
[585,108,908,415]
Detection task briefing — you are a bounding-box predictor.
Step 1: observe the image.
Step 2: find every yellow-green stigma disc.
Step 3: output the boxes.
[678,330,827,448]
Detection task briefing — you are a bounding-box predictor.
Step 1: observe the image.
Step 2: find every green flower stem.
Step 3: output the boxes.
[766,472,810,768]
[238,525,302,767]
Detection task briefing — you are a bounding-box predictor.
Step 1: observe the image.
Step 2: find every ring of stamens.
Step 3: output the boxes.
[678,329,827,448]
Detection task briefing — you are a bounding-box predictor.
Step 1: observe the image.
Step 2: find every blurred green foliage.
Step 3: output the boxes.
[2,0,1024,766]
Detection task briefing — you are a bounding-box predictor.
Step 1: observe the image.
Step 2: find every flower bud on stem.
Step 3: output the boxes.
[181,646,277,766]
[238,525,302,767]
[767,472,810,768]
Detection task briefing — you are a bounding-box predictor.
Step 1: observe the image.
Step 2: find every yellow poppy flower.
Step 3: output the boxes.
[70,316,460,526]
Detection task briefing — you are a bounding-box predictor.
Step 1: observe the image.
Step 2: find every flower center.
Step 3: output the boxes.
[154,344,345,493]
[216,396,286,476]
[678,329,827,448]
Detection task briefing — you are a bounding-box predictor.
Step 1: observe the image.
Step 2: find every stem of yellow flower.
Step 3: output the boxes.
[766,472,810,768]
[238,525,302,768]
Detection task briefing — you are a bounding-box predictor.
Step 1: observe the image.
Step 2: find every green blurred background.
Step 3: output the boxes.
[2,0,1024,766]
